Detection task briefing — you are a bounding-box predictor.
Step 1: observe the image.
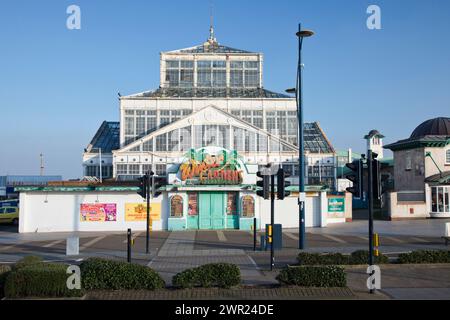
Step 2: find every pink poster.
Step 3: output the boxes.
[80,203,117,222]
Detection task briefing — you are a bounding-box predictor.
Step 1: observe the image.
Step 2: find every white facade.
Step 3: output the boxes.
[18,190,338,233]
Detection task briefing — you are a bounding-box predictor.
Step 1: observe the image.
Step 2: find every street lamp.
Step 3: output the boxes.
[287,24,314,250]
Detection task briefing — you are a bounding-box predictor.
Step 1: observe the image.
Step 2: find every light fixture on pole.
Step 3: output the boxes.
[287,24,314,250]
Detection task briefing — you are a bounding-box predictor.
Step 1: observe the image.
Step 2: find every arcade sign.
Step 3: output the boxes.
[179,148,244,185]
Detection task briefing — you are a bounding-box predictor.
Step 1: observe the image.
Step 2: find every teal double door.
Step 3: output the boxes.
[199,192,225,230]
[186,191,239,230]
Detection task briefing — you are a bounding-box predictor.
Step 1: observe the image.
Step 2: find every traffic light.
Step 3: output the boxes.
[277,168,291,200]
[151,175,166,198]
[345,159,364,198]
[256,171,270,200]
[137,174,148,199]
[372,155,381,200]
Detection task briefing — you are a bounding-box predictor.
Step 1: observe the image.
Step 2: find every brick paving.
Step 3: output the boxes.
[85,286,356,300]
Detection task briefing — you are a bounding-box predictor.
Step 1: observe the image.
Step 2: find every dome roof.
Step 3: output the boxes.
[364,129,384,139]
[410,117,450,139]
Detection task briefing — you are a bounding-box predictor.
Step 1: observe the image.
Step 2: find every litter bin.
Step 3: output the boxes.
[265,224,282,250]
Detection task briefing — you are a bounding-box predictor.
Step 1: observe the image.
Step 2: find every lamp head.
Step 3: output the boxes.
[296,30,315,38]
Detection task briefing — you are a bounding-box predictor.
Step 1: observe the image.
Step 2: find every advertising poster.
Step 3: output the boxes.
[328,198,345,219]
[125,203,161,222]
[80,203,117,222]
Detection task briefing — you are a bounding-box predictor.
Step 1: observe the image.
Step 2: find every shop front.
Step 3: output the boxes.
[166,147,258,231]
[167,189,256,231]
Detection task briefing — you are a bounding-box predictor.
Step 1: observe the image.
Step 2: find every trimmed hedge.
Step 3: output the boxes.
[172,263,241,289]
[80,258,165,290]
[277,266,347,287]
[4,263,83,298]
[13,255,43,270]
[349,250,389,265]
[297,250,389,266]
[398,250,450,264]
[0,265,12,298]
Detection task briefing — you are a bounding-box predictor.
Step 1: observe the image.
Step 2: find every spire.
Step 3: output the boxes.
[207,0,217,44]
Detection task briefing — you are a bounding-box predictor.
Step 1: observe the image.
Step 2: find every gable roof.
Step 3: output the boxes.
[115,105,299,153]
[165,43,254,54]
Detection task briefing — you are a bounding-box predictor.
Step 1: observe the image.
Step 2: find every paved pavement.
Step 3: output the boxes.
[1,219,450,299]
[345,264,450,299]
[86,286,357,300]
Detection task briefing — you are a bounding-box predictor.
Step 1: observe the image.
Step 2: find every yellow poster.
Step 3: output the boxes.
[125,203,161,222]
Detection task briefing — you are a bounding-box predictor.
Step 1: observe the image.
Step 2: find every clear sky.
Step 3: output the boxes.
[0,0,449,179]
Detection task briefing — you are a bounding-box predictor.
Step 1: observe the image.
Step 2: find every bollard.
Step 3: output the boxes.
[127,228,132,263]
[66,237,79,256]
[373,233,380,257]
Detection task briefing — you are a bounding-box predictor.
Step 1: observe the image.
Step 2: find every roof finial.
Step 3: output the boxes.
[208,0,217,43]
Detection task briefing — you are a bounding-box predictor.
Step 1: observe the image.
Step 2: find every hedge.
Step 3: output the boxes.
[0,265,12,298]
[297,251,389,266]
[172,263,241,289]
[13,255,43,270]
[277,266,347,287]
[4,263,83,298]
[80,258,165,290]
[349,250,389,265]
[398,250,450,264]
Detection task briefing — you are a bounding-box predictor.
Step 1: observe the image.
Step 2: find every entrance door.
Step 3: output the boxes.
[199,192,225,229]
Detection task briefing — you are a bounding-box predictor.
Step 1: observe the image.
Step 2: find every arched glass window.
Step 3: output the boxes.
[242,196,255,217]
[170,195,184,218]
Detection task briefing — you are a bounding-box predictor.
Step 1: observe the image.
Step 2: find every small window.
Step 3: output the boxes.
[188,193,198,216]
[226,193,238,216]
[6,208,16,214]
[170,195,184,218]
[446,149,450,164]
[242,196,255,218]
[405,152,412,171]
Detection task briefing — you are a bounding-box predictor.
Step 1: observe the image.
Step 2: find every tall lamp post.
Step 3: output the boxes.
[286,24,314,250]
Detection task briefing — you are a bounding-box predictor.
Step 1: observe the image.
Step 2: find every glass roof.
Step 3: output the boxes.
[304,122,335,153]
[169,43,253,54]
[86,121,120,153]
[135,87,291,99]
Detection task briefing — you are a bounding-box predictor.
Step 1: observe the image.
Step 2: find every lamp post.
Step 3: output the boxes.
[287,24,314,250]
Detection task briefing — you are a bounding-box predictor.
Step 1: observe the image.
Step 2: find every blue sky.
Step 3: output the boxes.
[0,0,449,179]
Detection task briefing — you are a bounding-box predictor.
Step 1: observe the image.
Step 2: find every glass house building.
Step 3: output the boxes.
[81,29,338,230]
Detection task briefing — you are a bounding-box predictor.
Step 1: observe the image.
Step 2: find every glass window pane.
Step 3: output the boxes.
[180,60,193,68]
[242,196,255,217]
[156,133,167,151]
[226,193,238,215]
[230,61,243,69]
[245,70,259,87]
[188,193,198,216]
[170,195,183,218]
[230,70,243,87]
[244,61,258,69]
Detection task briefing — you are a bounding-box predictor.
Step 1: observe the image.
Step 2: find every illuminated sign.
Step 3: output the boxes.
[179,148,244,185]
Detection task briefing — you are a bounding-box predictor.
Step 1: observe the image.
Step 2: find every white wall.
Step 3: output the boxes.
[19,191,334,233]
[19,192,167,233]
[257,193,325,229]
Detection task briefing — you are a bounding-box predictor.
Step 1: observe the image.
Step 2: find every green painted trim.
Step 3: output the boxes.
[385,138,450,151]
